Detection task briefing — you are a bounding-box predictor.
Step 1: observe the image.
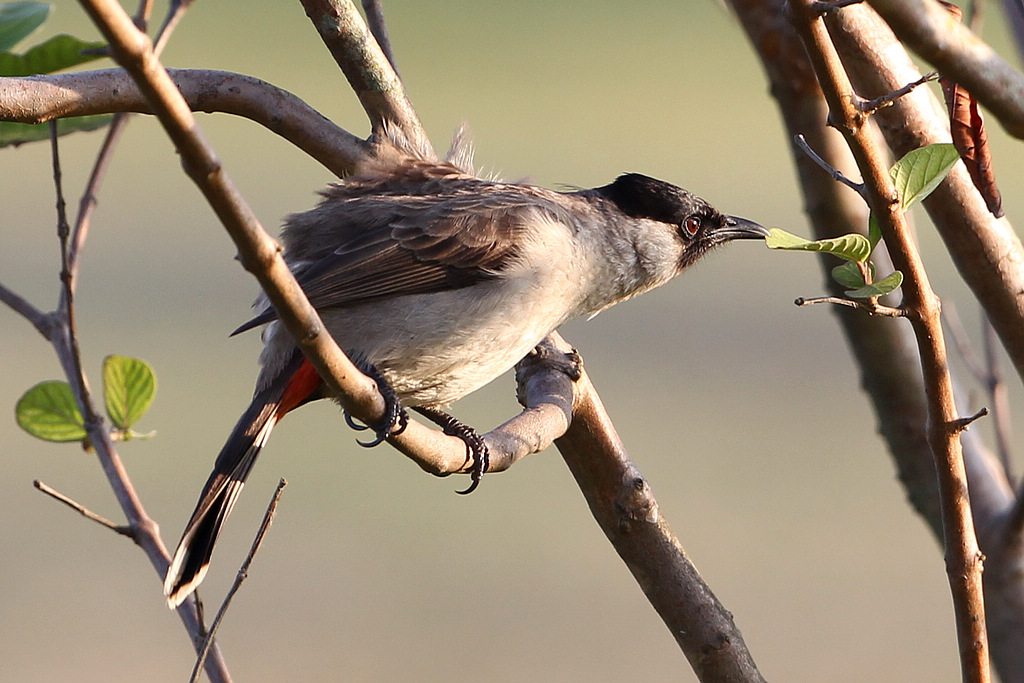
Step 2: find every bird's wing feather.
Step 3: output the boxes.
[233,189,556,335]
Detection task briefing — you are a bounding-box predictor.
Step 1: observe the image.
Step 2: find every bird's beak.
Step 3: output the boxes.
[719,215,771,241]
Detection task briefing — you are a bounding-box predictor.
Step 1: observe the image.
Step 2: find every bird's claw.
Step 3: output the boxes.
[412,407,489,494]
[344,363,409,447]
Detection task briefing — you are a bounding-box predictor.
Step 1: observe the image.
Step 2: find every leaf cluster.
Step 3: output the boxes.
[766,143,959,300]
[16,355,157,444]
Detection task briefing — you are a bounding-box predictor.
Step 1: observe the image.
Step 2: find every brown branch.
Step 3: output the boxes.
[865,0,1024,139]
[189,479,286,683]
[298,0,432,155]
[360,0,398,73]
[555,364,766,682]
[0,69,370,177]
[790,2,990,681]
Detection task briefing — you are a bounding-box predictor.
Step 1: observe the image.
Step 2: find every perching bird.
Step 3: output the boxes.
[163,142,768,608]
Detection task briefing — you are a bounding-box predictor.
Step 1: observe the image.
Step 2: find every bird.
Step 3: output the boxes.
[163,141,769,608]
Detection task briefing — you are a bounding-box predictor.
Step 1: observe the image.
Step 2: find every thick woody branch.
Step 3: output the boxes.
[298,0,432,155]
[790,2,990,680]
[825,4,1024,398]
[732,2,1024,680]
[555,363,766,682]
[866,0,1024,139]
[0,69,369,177]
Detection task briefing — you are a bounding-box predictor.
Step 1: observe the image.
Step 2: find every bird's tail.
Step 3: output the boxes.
[164,351,323,608]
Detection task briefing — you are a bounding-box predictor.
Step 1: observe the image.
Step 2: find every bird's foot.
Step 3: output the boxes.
[343,364,409,447]
[413,406,489,495]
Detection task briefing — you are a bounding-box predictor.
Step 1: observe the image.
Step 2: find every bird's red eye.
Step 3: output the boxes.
[682,216,701,239]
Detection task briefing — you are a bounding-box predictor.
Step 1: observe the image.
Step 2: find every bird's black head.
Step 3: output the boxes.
[599,173,768,267]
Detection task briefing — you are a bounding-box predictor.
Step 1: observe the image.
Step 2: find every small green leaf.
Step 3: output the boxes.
[15,380,86,442]
[889,143,960,210]
[765,228,871,262]
[0,114,113,148]
[103,355,156,430]
[831,260,873,289]
[846,270,904,299]
[867,214,882,250]
[0,34,106,76]
[0,1,50,53]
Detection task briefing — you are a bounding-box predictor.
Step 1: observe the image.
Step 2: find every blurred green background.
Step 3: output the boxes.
[2,1,1022,681]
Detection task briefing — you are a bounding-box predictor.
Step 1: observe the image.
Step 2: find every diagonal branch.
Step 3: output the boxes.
[554,350,766,682]
[298,0,432,155]
[790,2,990,681]
[866,0,1024,139]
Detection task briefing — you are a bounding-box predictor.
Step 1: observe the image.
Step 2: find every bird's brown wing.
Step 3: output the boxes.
[232,190,556,335]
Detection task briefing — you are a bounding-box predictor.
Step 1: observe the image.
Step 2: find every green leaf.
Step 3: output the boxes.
[0,1,49,52]
[889,143,960,210]
[765,228,871,262]
[15,380,87,442]
[867,214,882,250]
[0,114,113,147]
[0,34,106,76]
[831,260,873,289]
[103,355,156,430]
[846,270,904,299]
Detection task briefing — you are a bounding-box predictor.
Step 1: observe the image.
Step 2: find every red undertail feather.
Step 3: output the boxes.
[163,352,322,608]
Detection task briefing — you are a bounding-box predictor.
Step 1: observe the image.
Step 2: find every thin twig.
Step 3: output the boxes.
[866,0,1024,139]
[361,0,398,74]
[33,480,135,538]
[50,123,99,428]
[189,479,287,683]
[794,134,867,198]
[0,281,53,335]
[857,71,938,115]
[983,317,1014,482]
[952,407,990,434]
[67,0,196,286]
[794,295,908,316]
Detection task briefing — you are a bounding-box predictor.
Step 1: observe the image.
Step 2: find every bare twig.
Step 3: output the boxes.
[866,0,1024,139]
[33,480,134,537]
[0,281,53,334]
[794,134,867,197]
[791,2,990,680]
[361,0,398,73]
[952,407,990,433]
[983,319,1014,482]
[189,480,287,683]
[67,0,194,286]
[857,70,938,115]
[944,305,1014,480]
[794,295,908,316]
